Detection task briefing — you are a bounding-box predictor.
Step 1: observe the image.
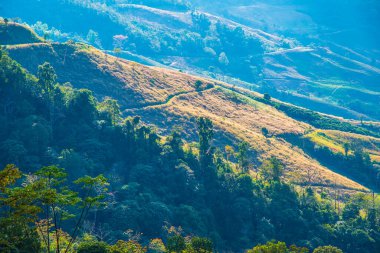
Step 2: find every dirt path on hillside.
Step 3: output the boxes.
[124,86,217,113]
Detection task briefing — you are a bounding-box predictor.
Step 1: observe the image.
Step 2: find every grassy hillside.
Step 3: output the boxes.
[6,42,217,109]
[3,50,380,253]
[0,20,42,45]
[306,130,380,163]
[2,1,380,120]
[4,36,371,192]
[126,86,366,191]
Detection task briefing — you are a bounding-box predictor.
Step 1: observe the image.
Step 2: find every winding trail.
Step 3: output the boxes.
[124,86,217,113]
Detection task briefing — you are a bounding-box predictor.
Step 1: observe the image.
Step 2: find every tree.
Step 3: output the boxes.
[237,141,250,172]
[343,142,350,157]
[0,165,41,252]
[35,165,77,253]
[197,117,214,176]
[195,80,203,91]
[166,235,186,253]
[264,93,271,101]
[98,97,121,125]
[167,127,184,159]
[0,164,109,253]
[313,246,343,253]
[225,145,235,163]
[187,237,213,253]
[247,241,288,253]
[109,240,147,253]
[64,174,109,253]
[3,18,8,26]
[149,238,166,253]
[32,166,109,253]
[77,234,108,253]
[67,89,97,123]
[259,156,284,181]
[247,241,308,253]
[38,62,57,95]
[261,127,269,137]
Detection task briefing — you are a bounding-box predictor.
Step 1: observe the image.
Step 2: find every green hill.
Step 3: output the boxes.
[0,20,42,45]
[2,0,380,120]
[1,20,380,253]
[4,26,376,192]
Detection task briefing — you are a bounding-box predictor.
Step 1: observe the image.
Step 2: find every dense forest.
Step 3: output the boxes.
[1,44,380,253]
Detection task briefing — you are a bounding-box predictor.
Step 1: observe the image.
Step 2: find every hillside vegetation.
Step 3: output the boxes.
[1,19,380,253]
[2,0,380,120]
[4,28,371,192]
[2,44,380,253]
[0,21,42,45]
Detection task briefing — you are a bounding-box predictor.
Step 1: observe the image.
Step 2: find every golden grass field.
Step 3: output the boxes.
[126,86,366,191]
[4,23,370,192]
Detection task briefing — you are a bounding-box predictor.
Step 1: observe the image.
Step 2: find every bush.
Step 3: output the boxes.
[77,235,108,253]
[166,235,186,253]
[109,240,146,253]
[313,246,343,253]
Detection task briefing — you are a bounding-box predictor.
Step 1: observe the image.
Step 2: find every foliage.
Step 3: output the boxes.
[232,88,380,138]
[312,246,343,253]
[237,141,250,172]
[247,241,309,253]
[77,234,108,253]
[108,240,147,253]
[1,48,380,253]
[259,156,284,181]
[166,235,186,253]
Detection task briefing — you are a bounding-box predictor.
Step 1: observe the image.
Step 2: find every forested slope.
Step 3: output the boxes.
[3,24,372,192]
[1,44,380,253]
[1,21,380,253]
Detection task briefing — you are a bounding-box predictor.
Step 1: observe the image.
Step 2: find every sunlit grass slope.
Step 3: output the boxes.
[306,130,380,163]
[4,29,368,192]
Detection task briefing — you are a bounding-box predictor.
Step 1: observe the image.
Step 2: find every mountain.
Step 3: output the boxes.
[1,0,380,121]
[3,21,379,192]
[1,17,380,253]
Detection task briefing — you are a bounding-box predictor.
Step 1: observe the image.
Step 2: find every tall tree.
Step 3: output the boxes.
[98,97,121,125]
[0,164,42,252]
[259,156,284,181]
[197,117,214,176]
[38,62,57,95]
[237,141,250,172]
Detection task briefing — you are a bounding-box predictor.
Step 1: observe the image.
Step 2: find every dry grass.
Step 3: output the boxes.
[7,42,216,109]
[128,88,366,191]
[7,39,368,191]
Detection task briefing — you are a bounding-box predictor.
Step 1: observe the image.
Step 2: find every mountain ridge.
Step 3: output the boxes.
[3,21,379,192]
[2,0,380,120]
